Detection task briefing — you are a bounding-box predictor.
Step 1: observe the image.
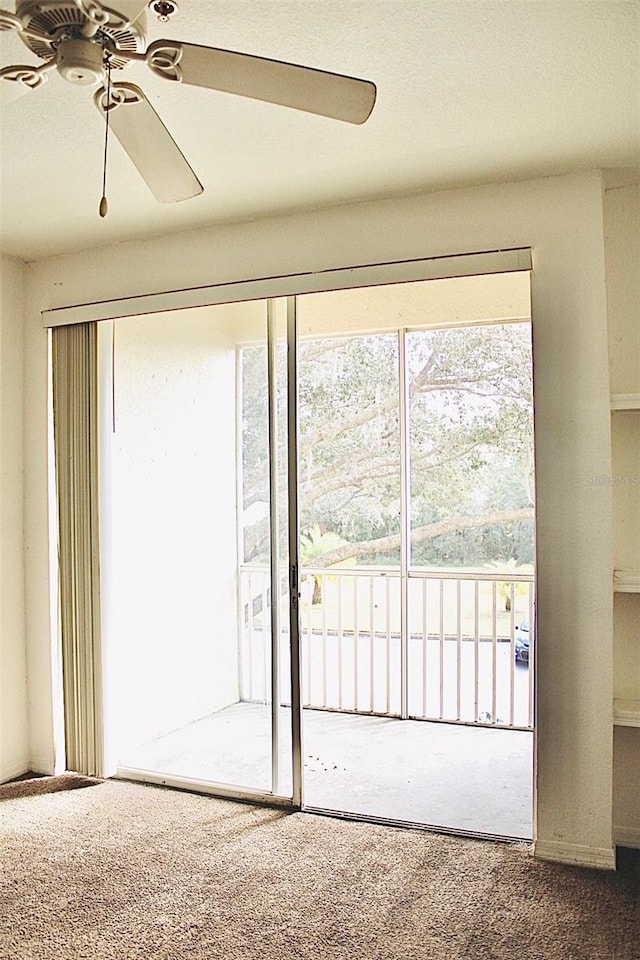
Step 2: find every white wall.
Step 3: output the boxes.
[24,171,615,866]
[105,304,256,754]
[23,267,57,776]
[0,255,29,782]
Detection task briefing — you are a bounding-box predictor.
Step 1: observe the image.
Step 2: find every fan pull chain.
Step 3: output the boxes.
[99,54,112,218]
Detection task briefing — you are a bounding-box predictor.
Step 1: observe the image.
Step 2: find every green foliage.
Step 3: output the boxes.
[299,524,350,603]
[300,525,348,564]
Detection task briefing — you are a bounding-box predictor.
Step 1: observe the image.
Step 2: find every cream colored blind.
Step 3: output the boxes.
[51,322,104,777]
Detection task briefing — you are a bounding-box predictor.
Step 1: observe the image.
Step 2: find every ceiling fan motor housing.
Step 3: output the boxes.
[14,1,147,70]
[56,38,104,85]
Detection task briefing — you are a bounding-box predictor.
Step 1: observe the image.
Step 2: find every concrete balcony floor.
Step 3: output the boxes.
[119,702,533,840]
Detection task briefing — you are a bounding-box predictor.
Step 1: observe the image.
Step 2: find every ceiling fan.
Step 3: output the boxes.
[0,0,377,211]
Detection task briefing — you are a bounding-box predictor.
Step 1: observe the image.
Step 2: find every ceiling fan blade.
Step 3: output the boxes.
[94,82,203,203]
[0,64,51,106]
[0,9,22,33]
[146,41,377,125]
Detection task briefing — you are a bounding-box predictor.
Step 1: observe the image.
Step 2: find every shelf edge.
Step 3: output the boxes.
[613,699,640,727]
[613,571,640,593]
[611,393,640,411]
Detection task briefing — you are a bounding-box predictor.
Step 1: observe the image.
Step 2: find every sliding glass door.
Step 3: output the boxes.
[295,273,535,837]
[101,298,295,799]
[87,252,534,834]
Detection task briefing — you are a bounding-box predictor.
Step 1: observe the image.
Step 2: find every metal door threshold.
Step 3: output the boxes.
[303,804,533,846]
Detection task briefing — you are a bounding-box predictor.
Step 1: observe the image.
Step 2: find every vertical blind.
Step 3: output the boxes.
[51,322,104,777]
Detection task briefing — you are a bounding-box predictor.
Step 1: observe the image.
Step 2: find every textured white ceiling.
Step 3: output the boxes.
[0,0,638,261]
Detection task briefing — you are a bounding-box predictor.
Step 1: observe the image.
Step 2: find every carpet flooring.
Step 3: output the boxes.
[0,773,101,801]
[1,779,638,959]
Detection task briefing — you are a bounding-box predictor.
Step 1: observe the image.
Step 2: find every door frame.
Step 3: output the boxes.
[51,249,532,821]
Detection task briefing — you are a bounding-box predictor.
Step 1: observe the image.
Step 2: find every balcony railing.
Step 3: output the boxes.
[240,565,535,730]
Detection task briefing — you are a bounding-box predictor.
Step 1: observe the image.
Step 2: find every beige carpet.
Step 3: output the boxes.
[1,779,638,960]
[0,773,101,801]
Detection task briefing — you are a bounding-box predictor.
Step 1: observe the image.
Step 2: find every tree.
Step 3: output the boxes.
[241,321,535,569]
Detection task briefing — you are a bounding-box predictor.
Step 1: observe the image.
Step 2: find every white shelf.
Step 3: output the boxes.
[614,699,640,727]
[614,571,640,593]
[611,394,640,411]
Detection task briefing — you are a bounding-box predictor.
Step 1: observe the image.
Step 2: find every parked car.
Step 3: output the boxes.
[515,616,531,663]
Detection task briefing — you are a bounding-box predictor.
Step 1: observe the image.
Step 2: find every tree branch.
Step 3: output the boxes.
[315,507,535,566]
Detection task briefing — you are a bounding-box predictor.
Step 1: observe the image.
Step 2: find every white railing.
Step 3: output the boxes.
[239,565,535,730]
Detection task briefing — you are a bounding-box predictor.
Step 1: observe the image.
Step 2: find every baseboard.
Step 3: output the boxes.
[614,826,640,850]
[0,758,31,785]
[534,839,616,870]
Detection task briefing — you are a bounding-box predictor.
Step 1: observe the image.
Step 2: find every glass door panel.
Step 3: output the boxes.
[295,276,534,838]
[102,298,292,797]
